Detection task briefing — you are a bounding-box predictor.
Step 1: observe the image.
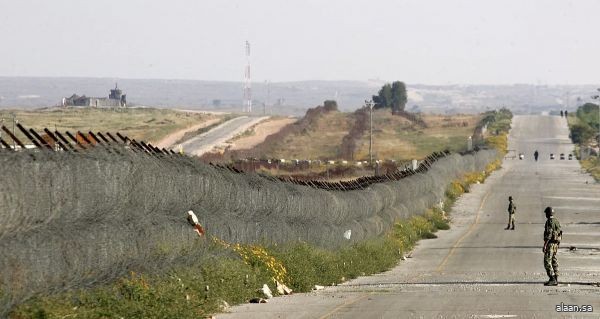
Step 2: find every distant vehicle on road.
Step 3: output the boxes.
[560,153,565,160]
[550,153,555,160]
[519,153,524,160]
[568,154,573,160]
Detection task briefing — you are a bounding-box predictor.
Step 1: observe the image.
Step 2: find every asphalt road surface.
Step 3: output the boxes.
[219,115,600,318]
[180,116,267,156]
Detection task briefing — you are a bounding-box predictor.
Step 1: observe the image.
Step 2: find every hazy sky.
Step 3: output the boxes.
[1,0,598,84]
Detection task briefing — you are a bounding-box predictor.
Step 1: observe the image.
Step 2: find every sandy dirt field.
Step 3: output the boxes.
[229,117,297,151]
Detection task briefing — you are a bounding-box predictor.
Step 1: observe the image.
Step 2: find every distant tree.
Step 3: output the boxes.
[391,81,407,113]
[323,100,338,112]
[372,95,382,108]
[576,103,599,129]
[570,123,595,144]
[372,81,407,112]
[373,83,392,109]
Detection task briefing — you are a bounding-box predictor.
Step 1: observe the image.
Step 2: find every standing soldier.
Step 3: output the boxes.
[505,196,516,230]
[543,206,562,286]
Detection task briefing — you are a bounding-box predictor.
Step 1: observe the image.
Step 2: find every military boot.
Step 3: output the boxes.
[544,276,558,286]
[510,222,515,230]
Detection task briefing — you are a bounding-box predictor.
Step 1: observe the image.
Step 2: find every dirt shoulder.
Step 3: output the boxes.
[229,117,297,151]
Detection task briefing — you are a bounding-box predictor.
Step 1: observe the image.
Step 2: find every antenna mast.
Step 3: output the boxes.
[244,41,252,113]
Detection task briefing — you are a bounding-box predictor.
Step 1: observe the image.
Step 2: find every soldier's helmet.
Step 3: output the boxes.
[509,196,513,201]
[544,206,554,215]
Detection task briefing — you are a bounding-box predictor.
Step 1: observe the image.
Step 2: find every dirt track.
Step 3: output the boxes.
[180,116,269,156]
[154,118,221,149]
[229,117,297,150]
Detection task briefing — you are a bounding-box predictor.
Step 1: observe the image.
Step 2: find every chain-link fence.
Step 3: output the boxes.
[0,148,496,314]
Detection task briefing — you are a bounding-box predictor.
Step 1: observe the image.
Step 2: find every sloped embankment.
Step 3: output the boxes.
[201,103,335,162]
[339,107,369,159]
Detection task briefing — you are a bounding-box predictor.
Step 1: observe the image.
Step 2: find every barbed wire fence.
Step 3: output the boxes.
[0,144,496,314]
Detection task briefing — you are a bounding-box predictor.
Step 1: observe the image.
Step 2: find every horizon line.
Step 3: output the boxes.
[0,75,597,87]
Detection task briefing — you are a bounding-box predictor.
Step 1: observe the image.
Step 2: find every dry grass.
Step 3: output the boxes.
[357,112,480,160]
[268,111,353,159]
[261,110,480,161]
[0,107,221,145]
[581,157,600,181]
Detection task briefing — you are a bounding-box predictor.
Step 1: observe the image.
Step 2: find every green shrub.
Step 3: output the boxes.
[570,123,595,144]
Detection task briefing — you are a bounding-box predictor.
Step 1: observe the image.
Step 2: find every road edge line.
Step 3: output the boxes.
[435,190,491,272]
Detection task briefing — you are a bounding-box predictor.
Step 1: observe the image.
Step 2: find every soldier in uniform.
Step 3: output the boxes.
[505,196,516,230]
[543,206,562,286]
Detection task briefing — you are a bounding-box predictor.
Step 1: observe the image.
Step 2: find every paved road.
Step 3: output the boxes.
[220,115,600,318]
[180,116,267,156]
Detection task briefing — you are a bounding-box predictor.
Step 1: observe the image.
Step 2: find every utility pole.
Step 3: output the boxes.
[12,114,16,149]
[267,80,271,115]
[243,41,252,113]
[593,88,600,159]
[264,80,270,115]
[366,100,374,165]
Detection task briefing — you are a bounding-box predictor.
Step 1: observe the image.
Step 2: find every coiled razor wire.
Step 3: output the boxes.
[0,148,496,314]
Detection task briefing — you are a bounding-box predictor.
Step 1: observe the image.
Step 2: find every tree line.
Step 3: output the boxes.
[570,102,599,145]
[372,81,407,113]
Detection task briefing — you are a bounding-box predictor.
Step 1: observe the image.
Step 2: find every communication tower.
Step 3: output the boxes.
[244,41,252,113]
